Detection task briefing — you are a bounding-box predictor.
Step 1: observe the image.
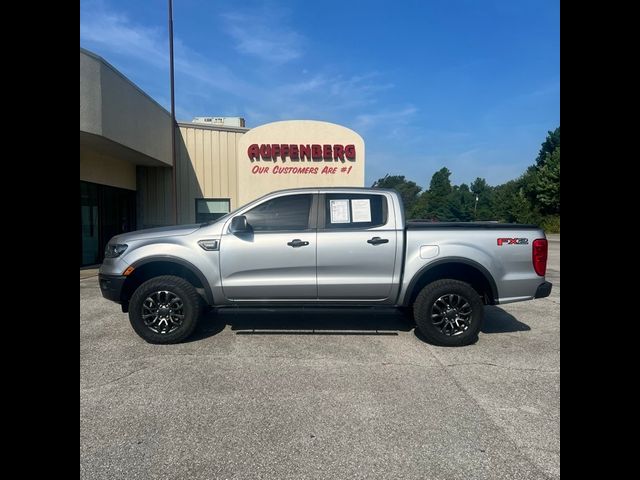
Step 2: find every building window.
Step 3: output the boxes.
[80,181,136,266]
[195,198,230,223]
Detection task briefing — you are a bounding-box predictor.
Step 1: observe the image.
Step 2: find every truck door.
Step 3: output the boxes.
[316,192,399,301]
[219,193,318,300]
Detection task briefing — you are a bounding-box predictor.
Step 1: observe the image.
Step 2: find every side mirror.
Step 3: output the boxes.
[230,215,250,233]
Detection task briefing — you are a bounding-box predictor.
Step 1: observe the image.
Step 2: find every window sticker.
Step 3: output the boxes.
[329,199,350,223]
[351,199,371,222]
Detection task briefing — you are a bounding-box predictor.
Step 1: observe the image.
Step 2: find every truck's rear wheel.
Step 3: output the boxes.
[413,279,483,346]
[128,275,202,344]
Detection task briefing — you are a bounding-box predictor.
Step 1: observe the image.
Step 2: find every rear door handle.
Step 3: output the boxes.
[287,239,309,247]
[367,237,389,245]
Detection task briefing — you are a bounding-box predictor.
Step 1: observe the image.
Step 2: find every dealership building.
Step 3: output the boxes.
[80,48,365,266]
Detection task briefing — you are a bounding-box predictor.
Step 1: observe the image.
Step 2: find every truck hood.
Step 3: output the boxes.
[111,224,202,243]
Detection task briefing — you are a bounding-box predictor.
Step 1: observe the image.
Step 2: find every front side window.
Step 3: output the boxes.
[244,194,313,232]
[324,193,387,229]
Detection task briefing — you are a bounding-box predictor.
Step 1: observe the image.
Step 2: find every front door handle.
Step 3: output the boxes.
[287,239,309,247]
[367,237,389,245]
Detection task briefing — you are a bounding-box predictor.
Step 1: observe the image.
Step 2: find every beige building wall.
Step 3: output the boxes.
[80,146,136,191]
[175,123,248,223]
[137,166,173,228]
[136,123,247,227]
[236,120,365,204]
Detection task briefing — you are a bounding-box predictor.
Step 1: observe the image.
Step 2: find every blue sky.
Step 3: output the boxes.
[80,0,559,188]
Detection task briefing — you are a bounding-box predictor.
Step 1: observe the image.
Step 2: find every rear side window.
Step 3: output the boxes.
[244,194,313,232]
[323,193,387,229]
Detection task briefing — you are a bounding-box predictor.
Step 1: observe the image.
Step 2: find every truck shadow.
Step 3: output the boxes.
[481,306,531,334]
[411,305,531,346]
[188,307,413,341]
[187,304,531,343]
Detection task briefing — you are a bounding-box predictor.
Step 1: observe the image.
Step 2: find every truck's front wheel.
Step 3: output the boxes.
[413,279,483,346]
[128,275,202,344]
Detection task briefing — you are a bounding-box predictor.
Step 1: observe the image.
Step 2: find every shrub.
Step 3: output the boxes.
[541,216,560,234]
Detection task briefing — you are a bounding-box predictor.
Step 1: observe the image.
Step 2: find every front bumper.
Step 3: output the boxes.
[534,281,553,299]
[98,274,126,303]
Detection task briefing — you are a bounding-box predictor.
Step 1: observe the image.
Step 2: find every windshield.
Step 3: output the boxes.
[202,191,283,226]
[202,205,243,226]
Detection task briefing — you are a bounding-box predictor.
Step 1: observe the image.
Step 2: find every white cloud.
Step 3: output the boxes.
[354,106,418,131]
[221,10,303,63]
[80,1,168,68]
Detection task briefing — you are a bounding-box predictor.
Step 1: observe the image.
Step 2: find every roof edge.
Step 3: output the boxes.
[80,47,170,118]
[177,121,250,133]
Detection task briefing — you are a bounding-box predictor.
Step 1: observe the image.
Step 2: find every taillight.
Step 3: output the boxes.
[532,238,548,276]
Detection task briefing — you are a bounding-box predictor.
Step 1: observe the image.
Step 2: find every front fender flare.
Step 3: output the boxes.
[129,255,214,305]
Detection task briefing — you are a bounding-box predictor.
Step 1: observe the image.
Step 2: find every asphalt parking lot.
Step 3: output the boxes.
[81,238,559,480]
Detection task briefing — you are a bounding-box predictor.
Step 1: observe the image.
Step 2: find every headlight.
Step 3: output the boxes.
[104,243,128,258]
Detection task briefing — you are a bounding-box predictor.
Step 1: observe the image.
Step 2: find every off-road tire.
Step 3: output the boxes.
[413,279,483,346]
[128,275,202,344]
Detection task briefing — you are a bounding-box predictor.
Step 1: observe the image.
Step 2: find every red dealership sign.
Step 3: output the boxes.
[248,143,356,162]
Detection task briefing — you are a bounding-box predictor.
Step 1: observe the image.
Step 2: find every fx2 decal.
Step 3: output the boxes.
[497,238,529,246]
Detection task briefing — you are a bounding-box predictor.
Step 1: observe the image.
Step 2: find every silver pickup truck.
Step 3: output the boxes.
[98,187,551,346]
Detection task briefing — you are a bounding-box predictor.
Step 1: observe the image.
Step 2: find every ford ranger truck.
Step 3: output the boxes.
[98,187,551,346]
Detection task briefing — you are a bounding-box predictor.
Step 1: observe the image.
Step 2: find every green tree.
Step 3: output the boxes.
[470,177,494,220]
[412,167,455,221]
[429,167,453,197]
[523,126,560,228]
[535,127,560,167]
[520,164,539,206]
[535,147,560,214]
[470,177,489,196]
[492,178,541,224]
[371,174,422,213]
[448,184,475,221]
[509,189,539,224]
[410,192,429,219]
[491,180,516,222]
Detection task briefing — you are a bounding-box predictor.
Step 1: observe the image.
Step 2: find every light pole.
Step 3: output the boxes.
[168,0,177,224]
